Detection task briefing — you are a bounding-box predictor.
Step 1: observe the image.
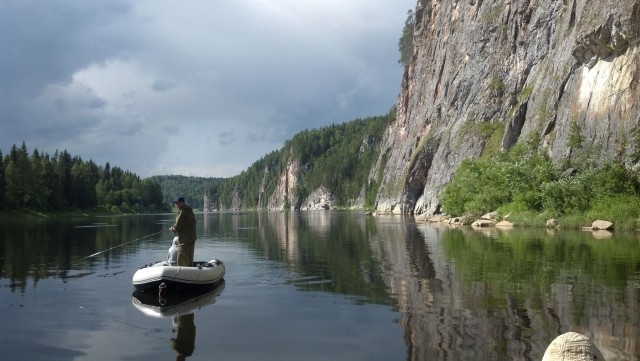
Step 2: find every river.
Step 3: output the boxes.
[0,211,638,360]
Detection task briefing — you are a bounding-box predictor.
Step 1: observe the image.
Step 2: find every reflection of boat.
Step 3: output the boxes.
[132,282,225,318]
[132,259,225,291]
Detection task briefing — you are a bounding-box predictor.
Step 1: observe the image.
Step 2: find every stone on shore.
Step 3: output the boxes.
[495,220,514,228]
[471,219,493,228]
[591,220,613,230]
[542,332,605,361]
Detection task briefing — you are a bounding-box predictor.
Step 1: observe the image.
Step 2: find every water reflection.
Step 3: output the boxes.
[2,212,639,360]
[201,212,640,359]
[405,225,640,360]
[0,215,167,291]
[172,313,195,360]
[132,282,225,359]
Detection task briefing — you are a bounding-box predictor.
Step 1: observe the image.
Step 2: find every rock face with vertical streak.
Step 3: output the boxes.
[268,155,301,211]
[373,0,640,216]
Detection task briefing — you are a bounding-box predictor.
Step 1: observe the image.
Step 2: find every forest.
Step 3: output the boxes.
[152,111,395,211]
[0,142,166,214]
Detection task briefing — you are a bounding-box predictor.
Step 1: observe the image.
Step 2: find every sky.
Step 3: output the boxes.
[0,0,415,178]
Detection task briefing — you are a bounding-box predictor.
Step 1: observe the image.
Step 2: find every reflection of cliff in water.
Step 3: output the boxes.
[209,211,639,359]
[258,211,392,300]
[379,223,639,360]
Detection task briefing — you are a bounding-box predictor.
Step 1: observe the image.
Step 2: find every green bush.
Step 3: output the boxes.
[442,146,640,227]
[586,195,640,229]
[541,164,640,217]
[540,176,591,216]
[441,147,556,217]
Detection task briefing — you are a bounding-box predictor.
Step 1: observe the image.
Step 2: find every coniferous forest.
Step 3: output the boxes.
[0,142,166,213]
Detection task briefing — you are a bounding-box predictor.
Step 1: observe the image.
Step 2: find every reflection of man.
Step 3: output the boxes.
[172,313,196,360]
[169,196,197,267]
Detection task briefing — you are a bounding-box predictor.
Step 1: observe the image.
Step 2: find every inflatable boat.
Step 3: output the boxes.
[132,282,225,318]
[132,259,225,291]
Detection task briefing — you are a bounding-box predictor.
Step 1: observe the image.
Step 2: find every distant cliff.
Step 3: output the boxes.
[373,0,640,216]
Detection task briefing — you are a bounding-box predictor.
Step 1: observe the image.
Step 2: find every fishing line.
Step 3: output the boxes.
[79,229,167,260]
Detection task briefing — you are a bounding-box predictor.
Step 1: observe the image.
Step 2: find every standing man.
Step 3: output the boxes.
[170,196,197,267]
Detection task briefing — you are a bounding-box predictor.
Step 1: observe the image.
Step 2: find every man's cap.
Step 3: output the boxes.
[173,196,185,203]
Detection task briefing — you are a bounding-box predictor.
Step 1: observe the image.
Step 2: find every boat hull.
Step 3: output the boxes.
[132,282,225,318]
[132,259,225,292]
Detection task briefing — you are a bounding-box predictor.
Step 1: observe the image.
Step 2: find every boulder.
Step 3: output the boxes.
[471,219,493,228]
[546,219,558,228]
[542,332,605,361]
[561,168,578,178]
[495,220,514,228]
[305,186,335,211]
[591,220,613,230]
[426,214,447,222]
[480,211,498,220]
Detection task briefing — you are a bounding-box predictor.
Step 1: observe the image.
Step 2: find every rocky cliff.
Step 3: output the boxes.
[374,0,640,216]
[267,155,301,211]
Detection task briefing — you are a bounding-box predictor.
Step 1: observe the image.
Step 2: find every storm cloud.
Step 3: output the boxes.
[0,0,414,177]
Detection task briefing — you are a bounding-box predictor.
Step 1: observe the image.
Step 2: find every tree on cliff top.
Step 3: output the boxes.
[398,9,415,68]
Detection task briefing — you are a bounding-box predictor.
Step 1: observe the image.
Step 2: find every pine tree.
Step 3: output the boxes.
[398,9,415,68]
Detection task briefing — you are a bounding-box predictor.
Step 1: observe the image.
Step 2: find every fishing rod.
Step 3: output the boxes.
[79,229,167,260]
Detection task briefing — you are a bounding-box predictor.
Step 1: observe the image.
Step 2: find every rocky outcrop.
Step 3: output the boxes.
[303,186,336,210]
[373,0,640,216]
[267,154,301,211]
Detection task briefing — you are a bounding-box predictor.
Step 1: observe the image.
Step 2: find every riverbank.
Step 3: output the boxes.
[0,206,170,222]
[0,208,115,222]
[415,210,640,232]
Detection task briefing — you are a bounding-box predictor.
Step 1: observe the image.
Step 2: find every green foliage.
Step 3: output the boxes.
[1,143,167,213]
[630,123,640,163]
[568,121,584,150]
[398,10,415,68]
[294,115,392,205]
[488,77,505,97]
[441,145,556,217]
[442,144,640,226]
[585,195,640,229]
[541,163,640,217]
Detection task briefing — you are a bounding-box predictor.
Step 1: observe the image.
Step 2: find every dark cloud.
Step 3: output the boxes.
[0,0,415,177]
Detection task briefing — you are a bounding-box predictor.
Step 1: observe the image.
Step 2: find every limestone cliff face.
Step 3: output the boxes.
[266,159,338,211]
[267,156,301,210]
[374,0,640,216]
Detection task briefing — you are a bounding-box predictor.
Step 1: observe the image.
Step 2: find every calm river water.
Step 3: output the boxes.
[0,211,638,361]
